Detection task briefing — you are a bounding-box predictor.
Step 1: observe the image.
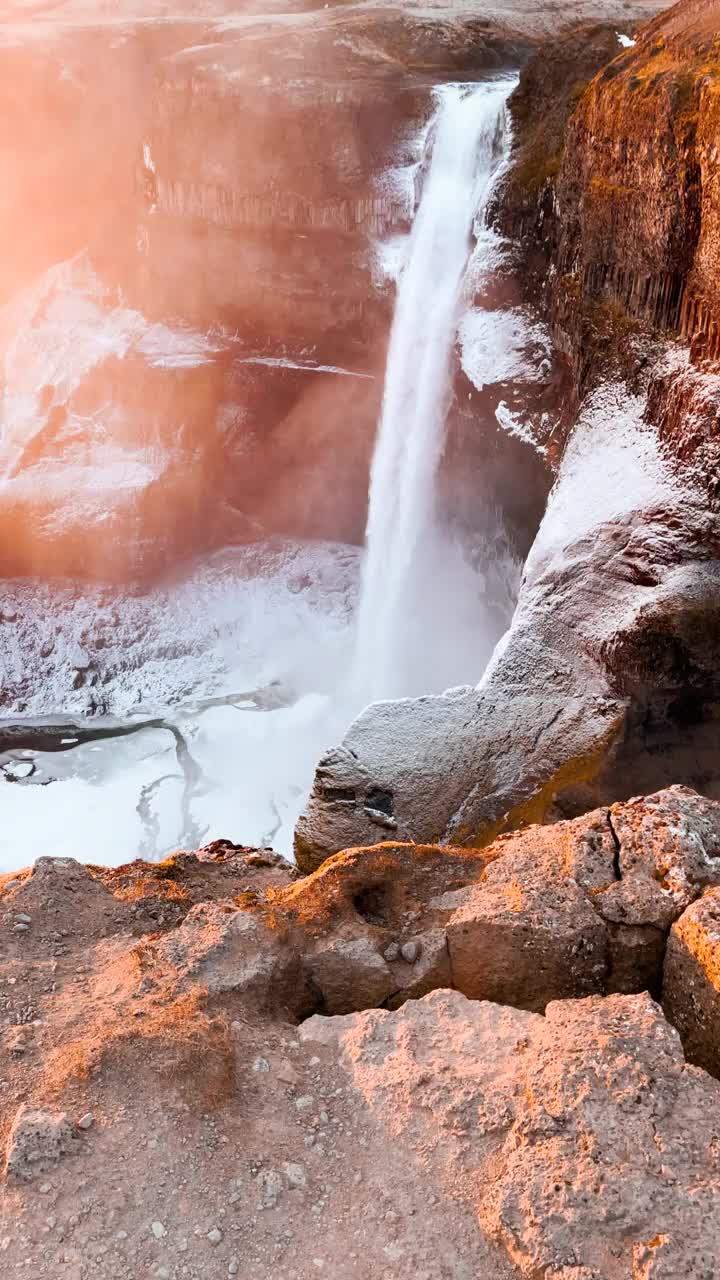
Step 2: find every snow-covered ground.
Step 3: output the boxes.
[0,531,518,869]
[0,541,359,866]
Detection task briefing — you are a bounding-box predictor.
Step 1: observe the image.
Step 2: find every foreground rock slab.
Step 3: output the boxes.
[302,989,720,1280]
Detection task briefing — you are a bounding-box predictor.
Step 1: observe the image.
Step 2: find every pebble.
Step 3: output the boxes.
[252,1058,270,1073]
[383,941,400,962]
[150,1222,167,1240]
[282,1162,307,1189]
[13,924,29,934]
[401,940,420,964]
[228,1262,239,1276]
[15,913,32,925]
[295,1095,315,1111]
[207,1228,223,1246]
[77,1113,94,1131]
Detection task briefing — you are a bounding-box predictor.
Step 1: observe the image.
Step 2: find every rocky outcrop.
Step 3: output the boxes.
[296,378,720,868]
[286,787,720,1026]
[4,789,720,1274]
[302,988,720,1280]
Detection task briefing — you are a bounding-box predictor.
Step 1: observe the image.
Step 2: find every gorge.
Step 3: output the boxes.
[1,1,720,1278]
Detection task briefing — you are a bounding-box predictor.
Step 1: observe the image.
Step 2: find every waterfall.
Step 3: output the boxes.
[353,80,514,704]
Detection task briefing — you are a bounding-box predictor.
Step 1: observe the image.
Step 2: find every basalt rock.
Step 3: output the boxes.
[301,988,720,1280]
[5,1106,79,1183]
[664,887,720,1077]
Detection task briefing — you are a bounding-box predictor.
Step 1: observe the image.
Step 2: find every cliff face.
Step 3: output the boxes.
[499,0,720,399]
[0,0,660,582]
[557,0,720,353]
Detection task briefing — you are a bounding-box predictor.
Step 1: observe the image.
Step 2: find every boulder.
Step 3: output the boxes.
[447,852,609,1011]
[482,992,720,1280]
[307,938,394,1016]
[156,901,306,1016]
[444,787,720,1011]
[301,988,720,1280]
[663,887,720,1077]
[274,841,490,1012]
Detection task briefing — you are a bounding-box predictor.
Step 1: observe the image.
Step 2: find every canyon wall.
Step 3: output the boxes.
[0,0,659,581]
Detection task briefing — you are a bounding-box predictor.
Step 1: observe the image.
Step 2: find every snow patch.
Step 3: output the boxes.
[460,307,549,390]
[527,384,683,571]
[495,401,547,455]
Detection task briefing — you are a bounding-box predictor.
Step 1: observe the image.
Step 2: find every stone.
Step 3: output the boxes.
[5,1106,77,1182]
[77,1114,94,1131]
[445,789,720,1011]
[387,930,451,1007]
[276,1059,299,1085]
[313,988,720,1279]
[256,1169,283,1210]
[150,1222,167,1240]
[282,1162,307,1190]
[155,902,305,1015]
[400,940,420,964]
[663,887,720,1077]
[207,1228,223,1245]
[307,938,394,1016]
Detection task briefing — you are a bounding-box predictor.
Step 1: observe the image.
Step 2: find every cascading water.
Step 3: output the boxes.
[353,80,514,704]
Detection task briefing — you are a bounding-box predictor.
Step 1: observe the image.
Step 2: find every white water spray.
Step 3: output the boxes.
[354,80,514,703]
